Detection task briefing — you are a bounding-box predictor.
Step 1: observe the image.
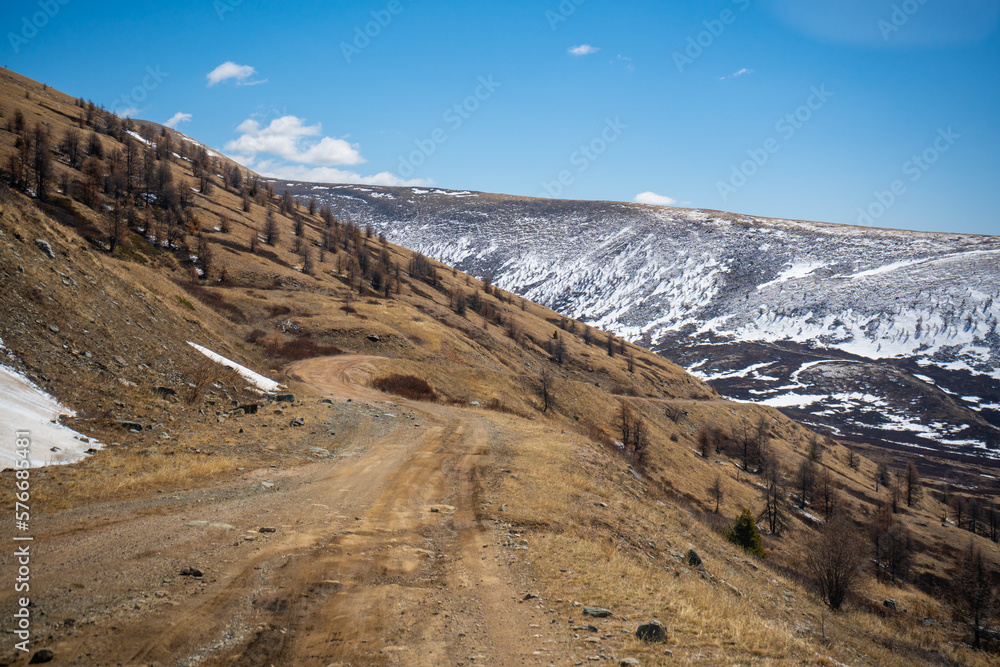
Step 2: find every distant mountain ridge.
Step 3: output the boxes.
[272,181,1000,462]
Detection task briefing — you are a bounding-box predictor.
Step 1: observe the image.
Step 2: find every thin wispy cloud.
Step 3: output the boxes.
[568,44,600,56]
[617,54,635,71]
[721,68,755,80]
[634,191,676,206]
[164,112,192,128]
[206,62,263,86]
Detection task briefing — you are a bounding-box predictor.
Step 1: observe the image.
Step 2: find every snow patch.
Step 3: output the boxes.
[187,342,281,393]
[126,130,153,146]
[0,365,101,468]
[760,393,827,408]
[757,260,826,290]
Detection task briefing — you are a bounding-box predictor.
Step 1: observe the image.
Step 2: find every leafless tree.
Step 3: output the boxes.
[889,472,902,514]
[950,541,998,649]
[33,123,52,201]
[870,501,913,583]
[81,155,103,208]
[61,127,81,168]
[616,399,649,466]
[302,247,315,276]
[709,475,724,514]
[796,458,817,509]
[663,403,683,423]
[905,461,922,508]
[875,461,890,492]
[697,425,712,458]
[816,468,838,522]
[735,416,768,473]
[806,515,868,611]
[758,455,788,535]
[537,368,554,414]
[107,199,127,252]
[264,207,279,245]
[200,235,218,279]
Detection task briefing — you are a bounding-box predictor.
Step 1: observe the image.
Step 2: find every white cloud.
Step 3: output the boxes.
[634,191,677,206]
[164,112,192,128]
[115,107,140,119]
[248,161,432,188]
[721,68,755,80]
[568,44,600,56]
[224,114,427,187]
[224,116,364,166]
[207,62,258,86]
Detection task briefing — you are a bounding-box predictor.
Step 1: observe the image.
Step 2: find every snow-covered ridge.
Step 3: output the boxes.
[274,182,1000,456]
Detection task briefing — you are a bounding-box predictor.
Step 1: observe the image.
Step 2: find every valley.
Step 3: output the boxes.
[275,182,1000,467]
[0,67,997,665]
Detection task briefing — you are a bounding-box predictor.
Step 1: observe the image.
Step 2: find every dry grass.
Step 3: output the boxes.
[477,415,991,666]
[17,451,242,511]
[0,67,995,666]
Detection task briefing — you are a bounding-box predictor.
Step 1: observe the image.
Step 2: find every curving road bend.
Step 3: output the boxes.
[1,356,551,666]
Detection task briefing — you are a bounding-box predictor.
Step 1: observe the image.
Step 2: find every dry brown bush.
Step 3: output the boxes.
[371,374,436,401]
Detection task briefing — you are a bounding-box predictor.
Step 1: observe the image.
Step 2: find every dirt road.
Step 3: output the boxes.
[1,356,558,666]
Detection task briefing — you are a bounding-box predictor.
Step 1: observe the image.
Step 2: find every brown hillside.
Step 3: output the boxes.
[0,66,997,666]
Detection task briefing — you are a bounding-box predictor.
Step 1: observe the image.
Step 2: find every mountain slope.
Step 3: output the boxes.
[277,182,1000,463]
[0,68,998,665]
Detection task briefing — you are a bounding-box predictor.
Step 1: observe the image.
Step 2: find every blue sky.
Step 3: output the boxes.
[3,0,999,235]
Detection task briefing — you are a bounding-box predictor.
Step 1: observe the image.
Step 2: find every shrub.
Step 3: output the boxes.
[173,279,247,323]
[806,515,867,611]
[371,374,436,401]
[483,398,527,418]
[266,304,292,318]
[725,508,766,558]
[265,335,342,361]
[246,329,267,344]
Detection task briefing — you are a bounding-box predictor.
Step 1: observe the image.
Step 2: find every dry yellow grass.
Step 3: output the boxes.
[1,66,996,664]
[474,414,995,666]
[5,451,242,512]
